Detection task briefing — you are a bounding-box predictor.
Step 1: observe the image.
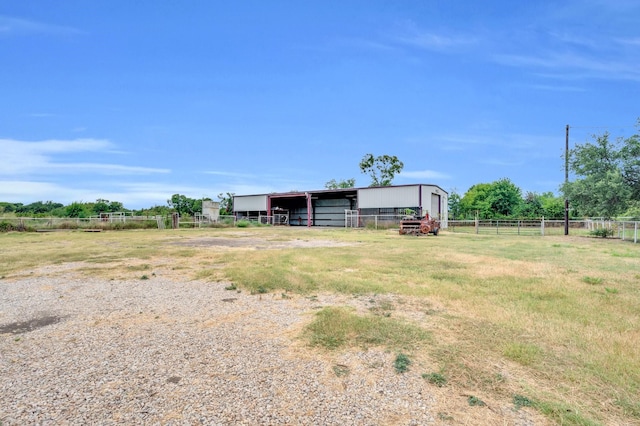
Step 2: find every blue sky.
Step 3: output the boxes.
[1,1,639,209]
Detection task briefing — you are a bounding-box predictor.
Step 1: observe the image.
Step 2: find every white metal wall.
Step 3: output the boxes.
[358,186,420,208]
[234,195,267,212]
[420,185,448,226]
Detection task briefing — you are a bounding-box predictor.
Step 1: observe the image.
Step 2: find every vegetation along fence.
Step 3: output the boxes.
[448,219,640,243]
[0,216,161,231]
[2,215,638,243]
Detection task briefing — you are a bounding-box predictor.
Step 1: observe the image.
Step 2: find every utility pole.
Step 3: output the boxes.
[564,124,569,236]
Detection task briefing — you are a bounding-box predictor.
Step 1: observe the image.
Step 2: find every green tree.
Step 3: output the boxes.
[459,183,492,218]
[561,131,635,218]
[92,199,110,215]
[168,194,202,216]
[15,201,64,216]
[459,179,523,219]
[448,190,462,220]
[134,205,171,216]
[487,178,522,218]
[91,199,125,216]
[217,192,235,216]
[359,153,404,187]
[325,178,356,189]
[0,202,17,213]
[519,192,544,218]
[66,202,89,218]
[540,192,566,219]
[620,127,640,200]
[108,201,124,212]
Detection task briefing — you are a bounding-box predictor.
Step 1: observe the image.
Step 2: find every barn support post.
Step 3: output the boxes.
[267,196,272,221]
[305,192,312,228]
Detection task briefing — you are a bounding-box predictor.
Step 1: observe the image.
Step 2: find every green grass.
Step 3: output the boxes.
[1,227,639,424]
[394,353,412,373]
[503,342,543,366]
[422,372,447,387]
[304,306,430,351]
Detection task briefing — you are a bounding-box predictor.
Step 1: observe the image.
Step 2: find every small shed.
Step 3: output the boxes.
[202,200,220,221]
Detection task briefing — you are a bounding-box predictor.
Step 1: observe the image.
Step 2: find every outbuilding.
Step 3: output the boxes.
[233,184,448,228]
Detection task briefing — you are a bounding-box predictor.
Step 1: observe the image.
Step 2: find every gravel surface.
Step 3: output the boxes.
[1,268,542,425]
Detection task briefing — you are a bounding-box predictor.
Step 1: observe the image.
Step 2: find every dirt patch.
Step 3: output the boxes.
[0,315,63,334]
[171,237,354,249]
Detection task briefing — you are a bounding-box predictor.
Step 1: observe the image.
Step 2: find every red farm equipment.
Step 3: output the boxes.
[399,213,440,236]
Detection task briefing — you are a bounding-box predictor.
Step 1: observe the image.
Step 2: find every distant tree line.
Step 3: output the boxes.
[0,193,236,219]
[448,179,566,220]
[0,199,158,218]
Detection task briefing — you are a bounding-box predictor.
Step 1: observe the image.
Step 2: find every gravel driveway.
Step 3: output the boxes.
[1,265,543,425]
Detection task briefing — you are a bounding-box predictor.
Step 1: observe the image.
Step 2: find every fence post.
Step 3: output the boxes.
[541,216,545,236]
[375,215,378,230]
[518,220,520,235]
[635,222,638,244]
[475,216,479,234]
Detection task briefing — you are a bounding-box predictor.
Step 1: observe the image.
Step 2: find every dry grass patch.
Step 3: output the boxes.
[2,228,639,425]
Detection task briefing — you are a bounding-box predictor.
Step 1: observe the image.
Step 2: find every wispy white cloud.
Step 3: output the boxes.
[2,138,111,153]
[203,170,257,178]
[615,37,640,46]
[494,30,640,82]
[0,181,67,198]
[0,180,217,208]
[477,158,525,167]
[28,112,57,118]
[386,20,477,52]
[399,170,451,180]
[0,15,83,36]
[0,138,169,176]
[528,84,586,92]
[494,51,640,81]
[434,133,561,162]
[333,38,399,53]
[47,163,170,175]
[394,32,477,50]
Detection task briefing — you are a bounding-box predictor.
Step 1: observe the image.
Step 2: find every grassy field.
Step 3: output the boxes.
[1,227,639,425]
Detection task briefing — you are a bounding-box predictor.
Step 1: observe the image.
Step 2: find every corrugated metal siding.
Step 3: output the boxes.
[358,186,420,208]
[431,194,441,218]
[420,186,440,215]
[234,195,267,212]
[441,193,448,226]
[313,198,351,226]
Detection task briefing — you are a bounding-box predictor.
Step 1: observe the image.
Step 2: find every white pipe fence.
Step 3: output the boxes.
[2,215,638,243]
[447,219,639,242]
